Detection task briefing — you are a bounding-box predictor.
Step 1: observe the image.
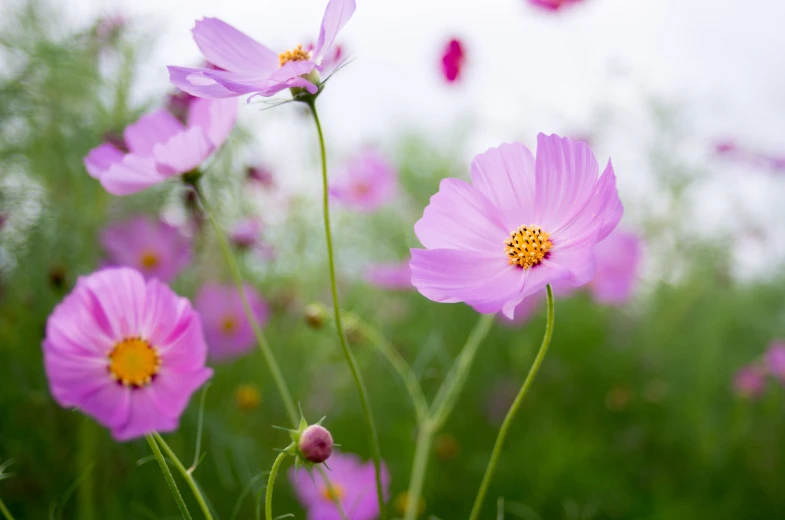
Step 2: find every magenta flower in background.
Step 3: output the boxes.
[440,38,466,83]
[84,97,237,195]
[101,215,192,283]
[330,150,397,212]
[765,342,785,383]
[364,262,413,290]
[246,164,276,189]
[529,0,583,11]
[289,452,390,520]
[734,365,766,399]
[42,268,212,441]
[229,218,263,250]
[195,283,269,362]
[168,0,356,100]
[589,229,642,305]
[410,134,623,319]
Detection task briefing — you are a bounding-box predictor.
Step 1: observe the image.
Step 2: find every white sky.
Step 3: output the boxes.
[64,0,785,277]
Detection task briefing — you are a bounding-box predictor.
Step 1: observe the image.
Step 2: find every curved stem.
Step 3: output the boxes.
[193,181,298,426]
[265,450,289,520]
[0,498,14,520]
[146,434,192,520]
[306,100,386,519]
[468,285,556,520]
[153,433,215,520]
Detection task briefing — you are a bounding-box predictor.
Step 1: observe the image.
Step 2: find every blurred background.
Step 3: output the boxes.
[1,0,785,518]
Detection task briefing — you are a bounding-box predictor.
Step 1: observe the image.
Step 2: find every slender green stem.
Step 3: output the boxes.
[403,420,434,520]
[429,313,495,428]
[0,497,14,520]
[306,100,386,518]
[193,181,299,426]
[316,467,348,520]
[153,433,215,520]
[146,434,192,520]
[468,285,556,520]
[77,418,96,520]
[265,450,290,520]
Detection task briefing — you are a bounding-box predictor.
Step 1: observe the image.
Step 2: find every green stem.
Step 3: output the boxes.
[306,100,386,518]
[403,421,434,520]
[265,450,289,520]
[193,181,299,426]
[429,313,495,428]
[0,497,14,520]
[146,434,192,520]
[468,285,556,520]
[77,418,96,520]
[153,433,215,520]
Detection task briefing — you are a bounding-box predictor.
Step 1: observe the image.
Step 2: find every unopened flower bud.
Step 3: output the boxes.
[298,424,333,463]
[304,303,326,329]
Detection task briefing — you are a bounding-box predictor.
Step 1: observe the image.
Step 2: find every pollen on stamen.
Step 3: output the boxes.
[504,225,553,269]
[279,44,312,67]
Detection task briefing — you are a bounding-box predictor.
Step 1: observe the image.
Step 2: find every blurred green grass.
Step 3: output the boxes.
[1,3,784,519]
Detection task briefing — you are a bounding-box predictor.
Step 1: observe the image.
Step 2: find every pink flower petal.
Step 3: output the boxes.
[168,66,244,98]
[314,0,356,61]
[80,268,149,340]
[192,18,279,75]
[187,97,238,149]
[152,127,213,176]
[123,109,184,157]
[84,143,124,179]
[98,154,168,196]
[555,160,623,243]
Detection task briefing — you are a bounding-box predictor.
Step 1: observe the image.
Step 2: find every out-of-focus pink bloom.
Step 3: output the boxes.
[590,229,642,305]
[168,0,355,100]
[289,452,390,520]
[84,97,237,195]
[364,262,412,290]
[195,283,269,362]
[529,0,583,11]
[713,139,738,155]
[42,267,212,441]
[229,218,263,250]
[734,365,766,399]
[246,164,275,189]
[440,38,465,83]
[94,15,126,47]
[101,215,192,283]
[765,342,785,383]
[166,90,196,123]
[410,134,623,320]
[330,150,397,212]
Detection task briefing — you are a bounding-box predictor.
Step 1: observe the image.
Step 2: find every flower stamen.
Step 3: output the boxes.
[504,225,553,269]
[140,251,159,269]
[279,44,312,67]
[321,483,344,502]
[108,337,160,387]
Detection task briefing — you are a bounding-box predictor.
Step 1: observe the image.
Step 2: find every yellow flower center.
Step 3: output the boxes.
[140,251,159,269]
[234,384,262,411]
[221,316,237,335]
[108,337,160,387]
[321,484,344,502]
[504,225,553,269]
[279,44,312,67]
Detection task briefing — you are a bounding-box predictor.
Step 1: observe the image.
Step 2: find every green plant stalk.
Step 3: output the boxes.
[146,434,192,520]
[404,313,495,520]
[468,285,556,520]
[265,449,290,520]
[77,418,96,520]
[153,433,215,520]
[306,99,387,518]
[0,497,14,520]
[193,181,299,426]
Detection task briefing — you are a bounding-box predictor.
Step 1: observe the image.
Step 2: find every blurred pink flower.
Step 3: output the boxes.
[410,134,623,320]
[246,164,276,189]
[101,215,192,283]
[364,262,412,290]
[330,150,397,212]
[42,267,212,441]
[713,138,738,155]
[84,97,237,195]
[734,365,766,399]
[168,0,355,100]
[195,283,269,362]
[440,38,466,83]
[289,452,390,520]
[529,0,583,11]
[765,342,785,382]
[590,229,642,305]
[229,218,263,250]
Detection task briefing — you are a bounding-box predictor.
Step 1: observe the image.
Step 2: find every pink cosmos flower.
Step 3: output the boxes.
[441,38,466,83]
[765,342,785,383]
[589,229,641,305]
[305,41,346,77]
[330,150,397,212]
[410,134,623,319]
[529,0,583,11]
[246,164,275,189]
[42,267,212,441]
[167,0,356,100]
[229,218,263,250]
[289,452,390,520]
[83,97,237,196]
[195,283,269,362]
[734,365,766,399]
[101,215,192,283]
[364,262,413,290]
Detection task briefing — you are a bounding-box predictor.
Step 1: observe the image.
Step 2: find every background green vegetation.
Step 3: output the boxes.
[1,4,783,519]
